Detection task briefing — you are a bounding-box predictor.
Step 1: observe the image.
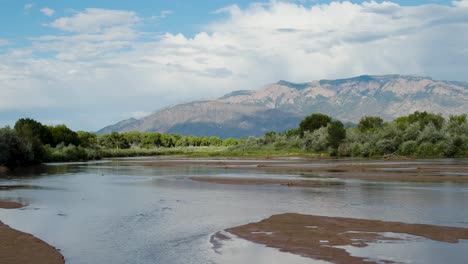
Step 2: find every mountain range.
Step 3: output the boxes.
[98,75,468,138]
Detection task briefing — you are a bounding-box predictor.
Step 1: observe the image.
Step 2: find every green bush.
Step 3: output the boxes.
[0,127,34,167]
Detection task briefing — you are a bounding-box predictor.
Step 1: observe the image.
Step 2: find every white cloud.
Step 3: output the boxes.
[2,2,468,130]
[160,10,173,18]
[24,3,33,10]
[453,0,468,7]
[0,39,9,46]
[124,111,153,119]
[40,7,55,17]
[49,8,139,33]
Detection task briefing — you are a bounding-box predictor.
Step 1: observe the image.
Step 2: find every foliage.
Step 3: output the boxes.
[358,116,383,132]
[327,121,346,155]
[0,127,34,167]
[298,113,332,135]
[48,124,80,147]
[2,111,468,168]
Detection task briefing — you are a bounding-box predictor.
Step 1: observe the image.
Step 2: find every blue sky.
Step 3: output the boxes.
[0,1,456,39]
[0,0,467,131]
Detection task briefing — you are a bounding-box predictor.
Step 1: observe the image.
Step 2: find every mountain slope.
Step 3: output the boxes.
[98,75,468,137]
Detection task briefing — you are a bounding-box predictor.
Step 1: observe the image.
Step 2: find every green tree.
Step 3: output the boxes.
[14,118,53,145]
[222,138,238,146]
[123,131,143,146]
[14,118,51,161]
[141,132,161,148]
[358,116,384,132]
[48,125,80,147]
[99,132,130,149]
[209,136,222,146]
[0,127,34,168]
[327,120,346,153]
[77,131,98,148]
[407,111,445,129]
[299,113,332,135]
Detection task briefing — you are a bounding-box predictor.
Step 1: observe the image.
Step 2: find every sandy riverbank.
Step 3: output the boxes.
[0,201,65,264]
[131,159,468,182]
[0,200,24,209]
[226,213,468,264]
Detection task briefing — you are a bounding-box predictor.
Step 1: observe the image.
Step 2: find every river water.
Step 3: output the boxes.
[1,158,467,264]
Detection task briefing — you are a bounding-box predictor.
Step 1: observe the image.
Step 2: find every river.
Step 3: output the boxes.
[1,157,467,264]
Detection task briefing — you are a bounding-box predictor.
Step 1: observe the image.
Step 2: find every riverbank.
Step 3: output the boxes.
[0,200,23,209]
[0,201,65,264]
[130,158,468,183]
[226,213,468,264]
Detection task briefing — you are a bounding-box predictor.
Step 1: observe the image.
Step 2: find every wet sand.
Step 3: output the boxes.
[0,201,65,264]
[0,200,24,209]
[226,213,468,264]
[191,177,343,187]
[133,159,468,182]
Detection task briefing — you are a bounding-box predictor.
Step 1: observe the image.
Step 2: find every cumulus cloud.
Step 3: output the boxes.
[24,3,33,10]
[1,1,468,130]
[49,8,139,33]
[40,7,55,17]
[453,0,468,7]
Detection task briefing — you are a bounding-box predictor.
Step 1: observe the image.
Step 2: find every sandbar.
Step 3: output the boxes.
[226,213,468,264]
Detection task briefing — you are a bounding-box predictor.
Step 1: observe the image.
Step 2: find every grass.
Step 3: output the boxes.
[98,146,327,159]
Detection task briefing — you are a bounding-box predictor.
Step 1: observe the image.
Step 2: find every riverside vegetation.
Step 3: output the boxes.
[1,111,467,169]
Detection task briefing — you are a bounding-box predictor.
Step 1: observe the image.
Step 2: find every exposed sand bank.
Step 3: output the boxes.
[0,200,24,209]
[133,159,468,182]
[226,213,468,264]
[0,201,65,264]
[191,177,343,187]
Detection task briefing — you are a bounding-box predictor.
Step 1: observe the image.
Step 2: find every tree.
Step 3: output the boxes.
[302,127,328,152]
[209,136,223,146]
[327,120,346,153]
[14,118,53,145]
[141,132,161,148]
[14,118,51,161]
[48,125,80,147]
[99,132,130,149]
[407,111,445,130]
[222,138,238,146]
[358,116,384,132]
[0,127,34,168]
[77,131,98,148]
[122,131,143,146]
[299,113,332,135]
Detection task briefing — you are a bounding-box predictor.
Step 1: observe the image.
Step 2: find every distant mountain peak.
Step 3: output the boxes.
[98,74,468,137]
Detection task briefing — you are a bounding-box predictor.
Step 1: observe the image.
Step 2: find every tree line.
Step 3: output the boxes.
[0,118,240,168]
[1,111,467,168]
[233,112,468,158]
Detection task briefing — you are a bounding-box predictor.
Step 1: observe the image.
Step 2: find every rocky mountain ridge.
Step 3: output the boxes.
[98,75,468,137]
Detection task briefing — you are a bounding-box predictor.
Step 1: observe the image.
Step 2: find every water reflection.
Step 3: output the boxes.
[0,158,467,264]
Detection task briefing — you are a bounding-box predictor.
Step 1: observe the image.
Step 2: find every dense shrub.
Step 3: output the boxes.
[0,127,34,167]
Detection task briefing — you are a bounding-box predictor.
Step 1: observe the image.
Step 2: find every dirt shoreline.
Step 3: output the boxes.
[226,213,468,264]
[0,200,24,209]
[131,159,468,182]
[0,201,65,264]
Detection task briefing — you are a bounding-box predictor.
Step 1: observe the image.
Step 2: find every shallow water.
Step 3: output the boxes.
[1,158,468,264]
